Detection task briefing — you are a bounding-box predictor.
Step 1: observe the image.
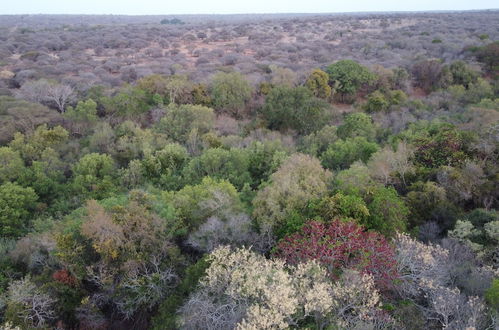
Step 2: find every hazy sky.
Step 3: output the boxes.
[1,0,497,15]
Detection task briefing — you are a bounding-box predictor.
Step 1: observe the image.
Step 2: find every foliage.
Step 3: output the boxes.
[260,86,330,134]
[321,136,379,170]
[275,219,398,289]
[366,186,409,237]
[180,246,389,329]
[305,69,332,99]
[210,71,252,116]
[72,153,117,199]
[326,60,376,102]
[253,154,332,236]
[337,112,376,141]
[156,103,215,144]
[0,183,38,238]
[182,148,252,190]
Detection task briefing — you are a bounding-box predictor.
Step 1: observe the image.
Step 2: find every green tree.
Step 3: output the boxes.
[364,90,389,112]
[72,153,117,199]
[64,99,98,136]
[261,86,330,134]
[326,60,376,102]
[337,112,376,141]
[0,182,38,237]
[448,61,477,88]
[305,69,332,99]
[168,177,243,233]
[141,143,189,189]
[321,137,379,170]
[0,147,26,183]
[366,186,408,237]
[156,104,215,143]
[210,71,252,116]
[252,154,332,235]
[182,148,252,190]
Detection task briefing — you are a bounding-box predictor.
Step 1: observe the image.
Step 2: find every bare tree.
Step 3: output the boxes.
[46,83,75,113]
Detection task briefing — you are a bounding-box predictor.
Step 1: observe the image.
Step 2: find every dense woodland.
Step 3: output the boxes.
[0,11,498,330]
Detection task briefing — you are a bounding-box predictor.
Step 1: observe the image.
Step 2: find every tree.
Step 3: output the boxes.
[180,246,389,329]
[394,234,487,329]
[474,41,499,76]
[364,90,389,112]
[269,65,298,87]
[0,147,26,184]
[182,147,252,190]
[141,143,189,189]
[72,153,117,199]
[412,59,451,93]
[260,86,330,134]
[45,83,75,113]
[155,104,214,144]
[3,277,56,328]
[367,142,414,186]
[325,60,376,102]
[337,112,376,141]
[366,186,409,237]
[0,182,38,238]
[210,72,252,116]
[252,154,332,236]
[15,78,76,113]
[9,124,68,163]
[276,219,398,289]
[305,69,332,99]
[64,99,98,136]
[321,137,379,170]
[317,193,369,222]
[169,177,243,233]
[448,61,478,88]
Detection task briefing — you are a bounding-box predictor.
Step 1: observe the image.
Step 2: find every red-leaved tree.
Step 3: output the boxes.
[275,219,398,290]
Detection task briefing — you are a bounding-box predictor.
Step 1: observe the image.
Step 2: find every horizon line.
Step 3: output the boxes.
[1,8,498,16]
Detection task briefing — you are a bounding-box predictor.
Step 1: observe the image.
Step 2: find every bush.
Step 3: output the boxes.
[260,86,330,134]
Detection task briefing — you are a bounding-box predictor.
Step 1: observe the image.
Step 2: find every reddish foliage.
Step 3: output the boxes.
[53,269,78,287]
[275,219,398,289]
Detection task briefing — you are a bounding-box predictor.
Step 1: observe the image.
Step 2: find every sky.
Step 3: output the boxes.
[0,0,497,15]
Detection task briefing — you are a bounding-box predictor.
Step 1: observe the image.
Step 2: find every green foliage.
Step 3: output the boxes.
[405,181,449,228]
[9,124,69,163]
[485,278,499,309]
[318,193,369,222]
[0,147,26,183]
[299,125,338,157]
[364,90,390,112]
[104,85,149,117]
[156,104,215,143]
[321,137,379,170]
[151,257,209,330]
[448,61,478,88]
[261,86,330,134]
[0,96,62,144]
[72,153,117,199]
[474,41,499,76]
[252,154,332,235]
[412,124,469,169]
[326,60,376,102]
[0,182,38,237]
[334,161,379,197]
[337,112,376,141]
[182,148,252,190]
[210,71,252,116]
[366,186,408,236]
[65,99,98,123]
[167,177,243,233]
[141,143,189,189]
[305,69,332,99]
